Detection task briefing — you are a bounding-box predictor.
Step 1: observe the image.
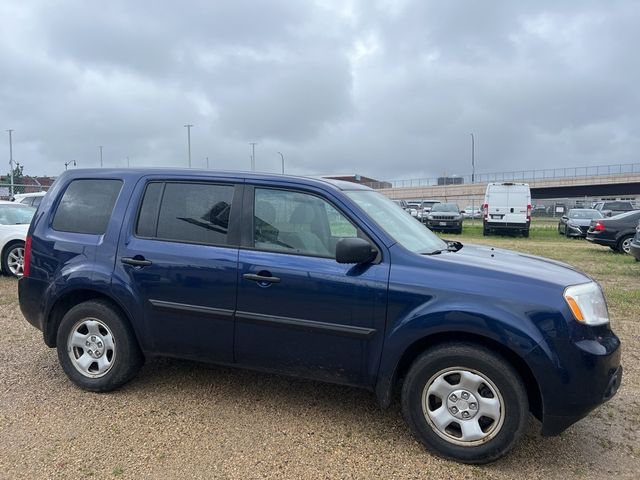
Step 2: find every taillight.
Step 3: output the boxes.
[594,222,605,232]
[482,203,488,219]
[23,236,32,277]
[526,204,531,221]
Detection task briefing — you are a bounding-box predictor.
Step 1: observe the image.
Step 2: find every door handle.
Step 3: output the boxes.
[121,256,152,267]
[243,273,281,284]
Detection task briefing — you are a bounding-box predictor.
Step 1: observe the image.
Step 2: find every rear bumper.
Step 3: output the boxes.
[18,277,47,332]
[630,239,640,260]
[586,234,616,247]
[484,221,529,231]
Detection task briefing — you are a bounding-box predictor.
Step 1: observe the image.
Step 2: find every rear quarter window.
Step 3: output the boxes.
[52,179,123,235]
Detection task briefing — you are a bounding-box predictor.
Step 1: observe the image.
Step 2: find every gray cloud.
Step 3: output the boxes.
[1,0,639,181]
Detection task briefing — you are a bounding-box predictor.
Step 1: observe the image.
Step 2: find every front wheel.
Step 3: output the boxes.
[56,300,144,392]
[401,343,528,464]
[2,241,25,278]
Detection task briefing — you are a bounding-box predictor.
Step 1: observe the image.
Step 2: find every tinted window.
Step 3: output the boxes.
[155,183,233,245]
[32,196,42,207]
[18,197,33,206]
[136,183,164,238]
[52,179,122,234]
[254,188,359,257]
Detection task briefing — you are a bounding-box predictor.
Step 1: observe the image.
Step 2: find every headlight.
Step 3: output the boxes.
[563,282,609,326]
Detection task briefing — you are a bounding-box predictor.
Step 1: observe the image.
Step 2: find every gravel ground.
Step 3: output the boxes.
[1,241,639,479]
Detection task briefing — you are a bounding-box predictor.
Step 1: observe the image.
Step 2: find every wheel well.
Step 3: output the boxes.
[44,289,137,349]
[392,332,543,420]
[1,239,24,261]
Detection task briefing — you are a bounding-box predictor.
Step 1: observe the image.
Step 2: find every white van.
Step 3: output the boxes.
[482,183,531,237]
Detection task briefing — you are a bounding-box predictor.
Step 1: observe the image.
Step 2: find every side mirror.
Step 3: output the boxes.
[561,215,568,220]
[336,237,376,264]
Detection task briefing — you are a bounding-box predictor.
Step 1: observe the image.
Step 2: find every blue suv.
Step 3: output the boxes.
[19,169,622,464]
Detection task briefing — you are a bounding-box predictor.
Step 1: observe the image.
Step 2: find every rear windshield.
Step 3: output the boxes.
[0,205,36,225]
[52,179,123,235]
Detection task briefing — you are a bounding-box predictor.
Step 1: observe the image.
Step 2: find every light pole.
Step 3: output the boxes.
[98,145,104,167]
[184,124,193,167]
[126,156,130,168]
[249,142,257,171]
[277,151,285,174]
[6,129,14,196]
[470,133,476,226]
[64,160,76,170]
[470,133,475,183]
[206,156,210,169]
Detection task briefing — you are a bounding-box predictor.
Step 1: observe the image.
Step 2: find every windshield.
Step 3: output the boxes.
[568,209,602,219]
[431,203,459,213]
[0,205,36,225]
[346,191,447,254]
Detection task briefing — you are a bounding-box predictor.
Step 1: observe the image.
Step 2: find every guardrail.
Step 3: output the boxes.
[367,162,640,189]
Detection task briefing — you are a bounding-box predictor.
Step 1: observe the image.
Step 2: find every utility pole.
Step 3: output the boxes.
[98,145,104,167]
[249,142,257,171]
[126,156,130,168]
[6,129,14,196]
[277,151,285,174]
[184,124,193,167]
[64,160,76,170]
[206,156,210,169]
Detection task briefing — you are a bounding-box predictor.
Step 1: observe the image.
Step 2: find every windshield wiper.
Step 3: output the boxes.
[421,241,464,256]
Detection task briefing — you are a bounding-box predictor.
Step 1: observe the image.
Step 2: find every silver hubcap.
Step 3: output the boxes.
[622,238,631,253]
[7,246,24,277]
[422,368,505,446]
[67,318,115,378]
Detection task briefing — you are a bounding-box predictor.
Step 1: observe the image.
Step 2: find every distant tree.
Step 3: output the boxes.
[2,163,24,185]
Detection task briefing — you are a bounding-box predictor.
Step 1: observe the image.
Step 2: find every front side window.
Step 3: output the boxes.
[52,179,122,235]
[141,182,234,246]
[254,188,359,257]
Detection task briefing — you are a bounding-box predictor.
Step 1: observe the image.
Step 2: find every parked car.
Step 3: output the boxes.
[392,199,409,210]
[558,209,604,237]
[586,210,640,253]
[592,201,635,218]
[425,203,463,233]
[406,202,423,220]
[0,201,36,277]
[629,222,640,262]
[461,206,481,219]
[12,191,47,208]
[20,169,622,464]
[482,183,531,237]
[419,199,441,215]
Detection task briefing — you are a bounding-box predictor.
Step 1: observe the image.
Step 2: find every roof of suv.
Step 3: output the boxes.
[62,168,373,192]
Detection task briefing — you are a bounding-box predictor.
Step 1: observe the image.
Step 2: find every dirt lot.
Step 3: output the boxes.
[1,229,639,479]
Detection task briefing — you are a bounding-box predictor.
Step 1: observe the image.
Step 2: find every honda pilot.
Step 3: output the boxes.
[19,169,622,464]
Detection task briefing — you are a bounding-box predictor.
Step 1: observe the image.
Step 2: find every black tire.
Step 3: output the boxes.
[1,240,25,278]
[482,226,488,236]
[401,343,528,464]
[56,300,144,392]
[522,229,529,238]
[617,235,633,254]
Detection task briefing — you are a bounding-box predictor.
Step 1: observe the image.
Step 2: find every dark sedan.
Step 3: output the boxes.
[425,203,463,233]
[558,209,603,237]
[586,210,640,253]
[630,223,640,261]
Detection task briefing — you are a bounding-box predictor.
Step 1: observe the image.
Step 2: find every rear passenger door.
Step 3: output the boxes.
[114,178,241,362]
[234,185,389,387]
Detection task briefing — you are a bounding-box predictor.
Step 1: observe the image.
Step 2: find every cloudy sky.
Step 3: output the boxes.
[1,0,639,181]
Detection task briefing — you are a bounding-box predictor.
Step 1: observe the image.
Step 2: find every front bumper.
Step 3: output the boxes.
[565,225,589,237]
[426,220,462,231]
[526,328,622,436]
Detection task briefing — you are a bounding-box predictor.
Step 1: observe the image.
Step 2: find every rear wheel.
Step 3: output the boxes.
[2,241,25,278]
[618,235,633,254]
[522,229,530,238]
[56,300,144,392]
[401,343,528,464]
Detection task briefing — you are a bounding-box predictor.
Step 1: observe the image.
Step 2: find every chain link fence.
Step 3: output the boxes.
[0,184,51,201]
